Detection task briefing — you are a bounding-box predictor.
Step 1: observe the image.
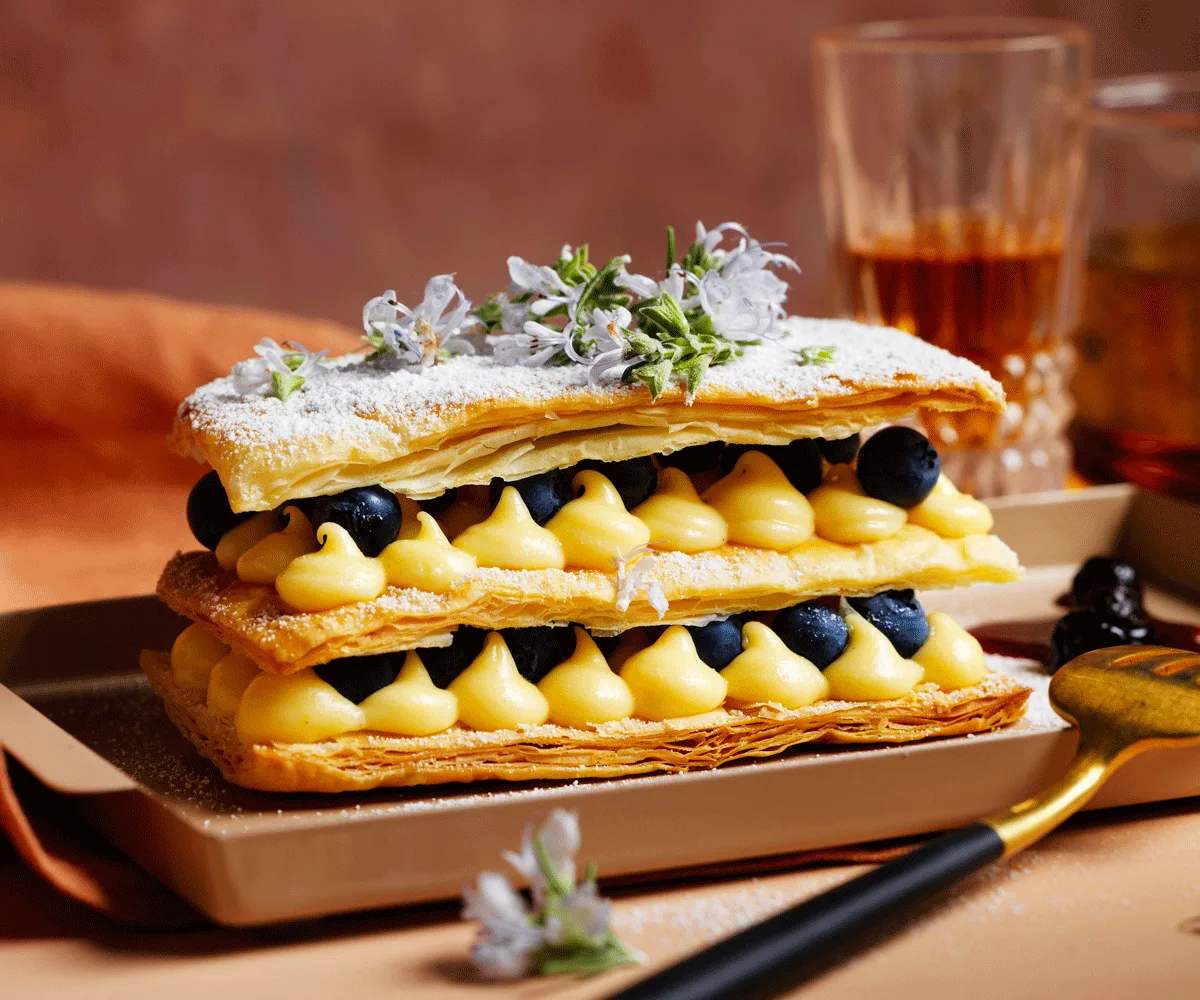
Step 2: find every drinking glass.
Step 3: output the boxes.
[814,17,1091,496]
[1071,72,1200,503]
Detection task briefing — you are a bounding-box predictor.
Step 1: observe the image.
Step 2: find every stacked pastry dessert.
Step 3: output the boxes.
[142,223,1028,792]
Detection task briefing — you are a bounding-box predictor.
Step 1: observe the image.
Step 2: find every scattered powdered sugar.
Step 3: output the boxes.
[984,653,1067,732]
[174,317,1001,459]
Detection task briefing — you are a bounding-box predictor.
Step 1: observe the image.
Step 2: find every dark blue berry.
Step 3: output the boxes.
[311,486,403,557]
[818,433,860,466]
[590,631,621,657]
[772,601,850,668]
[1078,584,1149,627]
[661,442,724,474]
[772,440,824,493]
[500,626,577,683]
[719,443,823,493]
[847,589,930,658]
[314,653,401,704]
[420,627,487,688]
[1071,557,1141,604]
[1049,609,1150,673]
[489,471,572,525]
[856,427,941,508]
[187,470,250,550]
[687,617,745,669]
[576,457,658,510]
[419,488,458,516]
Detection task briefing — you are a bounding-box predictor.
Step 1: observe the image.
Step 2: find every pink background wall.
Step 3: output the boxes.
[1,1,1196,326]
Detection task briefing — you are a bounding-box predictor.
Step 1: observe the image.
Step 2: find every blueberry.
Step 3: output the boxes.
[772,440,824,494]
[590,631,622,657]
[719,442,823,493]
[489,471,572,525]
[818,433,860,466]
[314,653,401,704]
[1078,583,1149,627]
[1049,610,1151,673]
[1071,557,1141,604]
[419,488,458,517]
[420,627,487,688]
[576,457,658,510]
[856,427,941,508]
[500,626,577,683]
[847,589,930,658]
[187,470,250,550]
[772,601,850,668]
[661,442,725,474]
[687,617,745,669]
[311,486,403,557]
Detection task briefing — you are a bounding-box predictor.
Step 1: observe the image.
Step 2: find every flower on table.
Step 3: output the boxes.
[462,809,643,980]
[231,338,329,401]
[363,274,479,366]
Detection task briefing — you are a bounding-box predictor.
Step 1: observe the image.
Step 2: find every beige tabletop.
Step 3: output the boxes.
[4,797,1200,1000]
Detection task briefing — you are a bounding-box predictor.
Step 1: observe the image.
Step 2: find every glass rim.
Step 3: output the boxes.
[1092,72,1200,132]
[813,16,1090,55]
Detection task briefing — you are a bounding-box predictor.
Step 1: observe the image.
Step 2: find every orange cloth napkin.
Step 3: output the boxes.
[0,281,362,612]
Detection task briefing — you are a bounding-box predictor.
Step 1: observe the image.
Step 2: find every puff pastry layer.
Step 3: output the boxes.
[158,525,1020,673]
[173,319,1004,510]
[141,651,1030,792]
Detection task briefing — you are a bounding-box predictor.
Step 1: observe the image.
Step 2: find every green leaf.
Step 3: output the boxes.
[533,835,575,899]
[270,370,306,402]
[625,357,673,400]
[472,294,505,332]
[676,353,712,396]
[636,292,690,340]
[797,344,837,366]
[535,936,642,977]
[665,225,676,271]
[554,244,596,287]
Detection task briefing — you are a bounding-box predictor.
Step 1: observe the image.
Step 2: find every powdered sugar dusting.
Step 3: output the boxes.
[175,317,1001,460]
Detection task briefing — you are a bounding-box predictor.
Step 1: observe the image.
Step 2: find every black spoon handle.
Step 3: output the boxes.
[608,823,1004,1000]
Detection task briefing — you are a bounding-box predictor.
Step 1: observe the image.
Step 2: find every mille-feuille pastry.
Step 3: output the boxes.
[143,222,1028,792]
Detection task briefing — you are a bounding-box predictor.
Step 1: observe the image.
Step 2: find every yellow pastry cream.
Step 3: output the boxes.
[538,627,635,727]
[236,667,366,743]
[395,495,424,539]
[546,470,652,570]
[807,465,907,545]
[206,649,262,719]
[170,622,230,690]
[215,510,280,571]
[721,621,829,709]
[378,512,477,592]
[702,451,814,550]
[633,467,727,553]
[822,612,925,701]
[236,506,319,584]
[620,625,727,721]
[360,651,459,736]
[452,487,565,570]
[906,474,994,539]
[275,522,388,612]
[912,611,988,690]
[449,631,550,730]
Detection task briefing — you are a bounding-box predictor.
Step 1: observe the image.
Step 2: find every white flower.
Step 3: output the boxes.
[581,305,636,385]
[613,545,668,617]
[461,872,544,980]
[504,809,580,908]
[543,879,613,947]
[230,337,328,398]
[613,264,659,299]
[487,321,572,367]
[691,267,791,339]
[506,254,584,320]
[363,275,479,366]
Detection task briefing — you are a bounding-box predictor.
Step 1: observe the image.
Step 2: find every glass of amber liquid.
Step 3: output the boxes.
[1071,73,1200,503]
[814,18,1091,495]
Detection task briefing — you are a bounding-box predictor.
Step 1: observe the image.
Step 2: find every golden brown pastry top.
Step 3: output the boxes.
[173,317,1004,511]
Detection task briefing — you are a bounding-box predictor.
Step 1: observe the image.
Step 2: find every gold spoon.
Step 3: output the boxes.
[611,645,1200,1000]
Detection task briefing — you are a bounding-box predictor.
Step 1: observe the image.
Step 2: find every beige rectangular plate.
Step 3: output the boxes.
[3,485,1200,927]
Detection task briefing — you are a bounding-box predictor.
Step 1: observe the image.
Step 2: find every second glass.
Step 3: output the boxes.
[814,17,1091,495]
